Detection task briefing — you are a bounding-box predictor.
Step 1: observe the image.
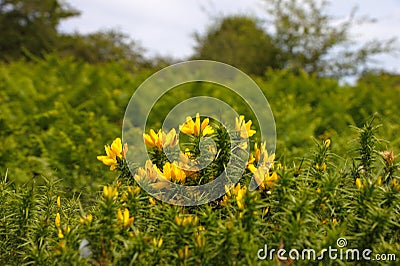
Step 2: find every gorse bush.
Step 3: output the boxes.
[0,56,151,193]
[1,113,399,265]
[1,57,400,264]
[2,57,400,191]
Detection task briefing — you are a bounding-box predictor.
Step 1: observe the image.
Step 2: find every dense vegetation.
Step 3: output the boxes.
[1,57,400,264]
[1,0,399,265]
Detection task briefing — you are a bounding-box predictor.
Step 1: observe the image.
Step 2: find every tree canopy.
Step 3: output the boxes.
[193,16,283,76]
[193,0,397,78]
[59,30,146,67]
[0,0,397,78]
[0,0,79,60]
[264,0,396,77]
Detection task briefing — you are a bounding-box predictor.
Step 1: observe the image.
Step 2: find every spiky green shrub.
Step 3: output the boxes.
[1,118,399,265]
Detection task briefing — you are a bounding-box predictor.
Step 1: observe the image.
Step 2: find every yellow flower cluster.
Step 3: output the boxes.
[55,213,61,228]
[178,245,191,260]
[246,142,278,191]
[249,167,279,191]
[315,163,327,171]
[236,185,247,209]
[135,160,189,190]
[247,142,275,170]
[56,196,61,209]
[134,160,159,183]
[54,240,66,255]
[143,128,178,151]
[235,115,256,138]
[127,186,141,196]
[55,212,70,239]
[356,176,386,189]
[324,139,331,148]
[97,113,277,209]
[117,208,134,228]
[195,226,206,248]
[80,214,93,225]
[103,185,118,200]
[152,237,163,248]
[157,162,187,184]
[221,183,247,209]
[180,113,214,137]
[174,215,199,227]
[195,233,206,248]
[97,138,128,171]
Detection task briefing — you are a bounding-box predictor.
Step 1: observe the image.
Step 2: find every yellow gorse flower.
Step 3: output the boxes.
[235,115,256,138]
[97,138,127,171]
[56,196,61,209]
[134,160,159,184]
[174,215,199,227]
[224,183,243,198]
[315,163,327,171]
[247,142,275,171]
[117,208,134,228]
[265,172,279,189]
[135,160,179,190]
[80,214,93,225]
[158,161,187,184]
[58,229,64,239]
[163,128,178,148]
[127,186,141,196]
[392,178,400,192]
[152,237,163,248]
[178,150,200,175]
[54,240,66,255]
[195,234,206,248]
[149,197,156,205]
[144,129,162,150]
[376,176,382,186]
[221,183,248,208]
[235,185,247,209]
[55,213,61,228]
[55,213,71,239]
[180,113,214,137]
[248,165,279,190]
[324,139,331,148]
[103,185,118,200]
[147,161,188,190]
[143,128,178,151]
[178,245,191,260]
[355,178,363,189]
[56,225,70,239]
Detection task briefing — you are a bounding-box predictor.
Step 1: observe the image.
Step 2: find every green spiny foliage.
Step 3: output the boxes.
[1,120,400,265]
[1,57,400,265]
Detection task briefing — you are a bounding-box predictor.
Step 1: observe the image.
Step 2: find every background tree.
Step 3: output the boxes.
[194,0,397,78]
[193,15,283,76]
[0,0,79,61]
[263,0,397,77]
[60,29,148,68]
